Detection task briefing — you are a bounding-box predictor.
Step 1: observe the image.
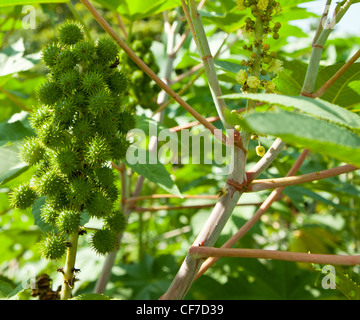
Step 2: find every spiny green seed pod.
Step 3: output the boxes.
[96,38,118,63]
[92,166,115,189]
[104,183,119,203]
[56,210,81,234]
[59,69,80,93]
[46,192,70,212]
[41,233,67,260]
[86,190,113,218]
[81,71,105,93]
[72,118,94,144]
[94,114,117,138]
[55,49,79,71]
[42,42,61,68]
[91,228,117,255]
[53,147,78,175]
[85,134,112,166]
[104,210,126,234]
[19,137,45,166]
[40,202,59,225]
[109,133,130,161]
[88,89,113,116]
[9,183,37,210]
[54,100,77,127]
[29,105,51,130]
[73,40,95,61]
[37,121,67,150]
[58,20,84,46]
[68,177,93,207]
[107,71,128,95]
[37,81,62,106]
[117,110,136,134]
[34,169,65,197]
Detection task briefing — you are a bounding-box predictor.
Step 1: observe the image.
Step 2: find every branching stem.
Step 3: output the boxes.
[190,247,360,266]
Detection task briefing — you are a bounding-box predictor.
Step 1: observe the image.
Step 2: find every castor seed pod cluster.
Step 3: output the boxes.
[9,21,131,259]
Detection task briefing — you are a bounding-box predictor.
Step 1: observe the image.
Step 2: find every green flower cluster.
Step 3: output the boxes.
[119,37,161,111]
[236,0,283,92]
[9,21,131,259]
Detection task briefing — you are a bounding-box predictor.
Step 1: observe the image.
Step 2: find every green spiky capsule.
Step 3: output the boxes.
[96,38,118,63]
[54,49,79,72]
[86,190,113,218]
[34,169,65,197]
[59,69,80,93]
[40,202,59,225]
[91,228,117,255]
[107,71,128,95]
[85,134,112,166]
[73,40,95,61]
[117,110,136,134]
[37,81,62,106]
[68,177,93,207]
[19,137,45,166]
[53,147,78,175]
[58,20,84,46]
[104,211,126,234]
[56,210,81,234]
[54,99,77,127]
[109,133,130,161]
[88,89,113,116]
[92,166,115,189]
[41,233,67,260]
[81,71,105,93]
[37,121,67,150]
[41,42,61,68]
[9,183,37,210]
[29,105,51,130]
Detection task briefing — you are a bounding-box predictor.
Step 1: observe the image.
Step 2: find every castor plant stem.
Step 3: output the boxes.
[161,0,266,300]
[60,231,79,300]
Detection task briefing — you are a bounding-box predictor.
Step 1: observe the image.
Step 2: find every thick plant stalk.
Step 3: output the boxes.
[60,231,79,300]
[161,3,266,300]
[302,0,353,95]
[187,0,229,129]
[161,147,246,300]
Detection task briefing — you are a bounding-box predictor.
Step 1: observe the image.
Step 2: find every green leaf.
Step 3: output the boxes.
[94,0,181,20]
[125,150,182,197]
[235,109,360,166]
[31,197,53,233]
[0,279,15,298]
[199,9,246,33]
[0,112,34,185]
[315,63,360,108]
[0,0,68,6]
[0,144,29,185]
[272,59,308,96]
[223,93,360,130]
